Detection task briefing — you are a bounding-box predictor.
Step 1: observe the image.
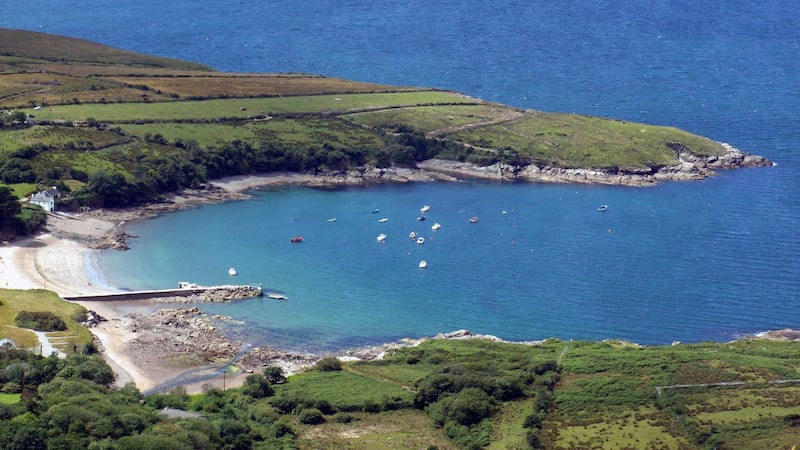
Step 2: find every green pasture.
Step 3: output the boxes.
[452,112,727,168]
[118,117,384,149]
[345,104,513,133]
[0,289,92,352]
[1,182,38,198]
[273,368,413,412]
[0,393,21,404]
[546,339,800,448]
[0,126,130,154]
[24,91,477,122]
[294,409,454,450]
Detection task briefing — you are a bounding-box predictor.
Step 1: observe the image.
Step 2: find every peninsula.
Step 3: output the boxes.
[0,28,771,217]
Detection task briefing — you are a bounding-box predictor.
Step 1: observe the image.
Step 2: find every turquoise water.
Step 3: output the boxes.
[4,0,798,351]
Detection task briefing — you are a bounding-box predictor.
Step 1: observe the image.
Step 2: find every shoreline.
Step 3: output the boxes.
[0,153,781,394]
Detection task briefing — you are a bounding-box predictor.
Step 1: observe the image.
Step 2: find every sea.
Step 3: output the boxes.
[3,0,799,352]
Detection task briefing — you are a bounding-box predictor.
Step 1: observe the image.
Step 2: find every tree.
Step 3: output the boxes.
[241,373,273,399]
[0,186,21,233]
[263,366,286,385]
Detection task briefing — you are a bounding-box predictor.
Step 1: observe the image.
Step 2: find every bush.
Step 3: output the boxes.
[298,408,324,425]
[332,412,354,424]
[14,311,67,331]
[316,357,342,372]
[241,373,274,399]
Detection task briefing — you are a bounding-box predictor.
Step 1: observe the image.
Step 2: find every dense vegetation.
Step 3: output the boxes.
[14,311,67,332]
[2,326,800,449]
[1,291,799,448]
[0,28,730,239]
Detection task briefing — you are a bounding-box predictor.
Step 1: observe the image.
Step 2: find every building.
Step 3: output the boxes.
[30,187,60,212]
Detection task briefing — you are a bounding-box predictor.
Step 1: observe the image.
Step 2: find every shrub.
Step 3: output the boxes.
[332,412,354,423]
[14,311,67,331]
[263,366,286,384]
[241,373,274,399]
[298,408,324,425]
[316,357,342,372]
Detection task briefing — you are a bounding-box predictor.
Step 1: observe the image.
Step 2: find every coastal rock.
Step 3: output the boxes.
[81,309,106,328]
[125,307,239,366]
[237,346,319,375]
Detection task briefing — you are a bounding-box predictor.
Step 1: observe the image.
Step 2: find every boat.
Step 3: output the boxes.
[327,218,337,222]
[290,236,304,243]
[431,222,442,231]
[371,208,380,214]
[417,216,426,221]
[228,267,237,276]
[377,233,387,242]
[378,217,389,223]
[597,205,608,212]
[420,205,430,213]
[418,260,428,269]
[469,216,479,223]
[409,231,416,239]
[267,293,287,300]
[416,236,425,245]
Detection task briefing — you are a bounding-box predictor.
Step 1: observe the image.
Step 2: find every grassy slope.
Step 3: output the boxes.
[0,289,92,351]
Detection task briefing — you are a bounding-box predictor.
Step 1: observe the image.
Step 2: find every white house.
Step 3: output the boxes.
[30,187,60,212]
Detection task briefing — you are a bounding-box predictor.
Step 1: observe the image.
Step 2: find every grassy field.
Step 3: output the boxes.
[22,91,477,122]
[0,289,93,352]
[450,112,727,169]
[344,104,518,133]
[540,339,800,448]
[0,393,21,404]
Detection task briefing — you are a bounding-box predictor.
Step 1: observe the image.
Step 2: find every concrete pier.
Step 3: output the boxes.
[63,284,262,302]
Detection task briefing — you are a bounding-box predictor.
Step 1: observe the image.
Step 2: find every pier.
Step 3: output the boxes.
[63,283,263,302]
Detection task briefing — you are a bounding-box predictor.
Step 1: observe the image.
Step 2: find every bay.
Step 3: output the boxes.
[3,0,798,351]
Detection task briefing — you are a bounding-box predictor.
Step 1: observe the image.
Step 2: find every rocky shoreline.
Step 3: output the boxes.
[50,142,770,252]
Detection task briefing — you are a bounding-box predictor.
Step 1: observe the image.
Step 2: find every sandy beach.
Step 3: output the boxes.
[0,176,315,393]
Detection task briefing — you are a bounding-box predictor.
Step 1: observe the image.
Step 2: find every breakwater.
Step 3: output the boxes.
[64,284,262,302]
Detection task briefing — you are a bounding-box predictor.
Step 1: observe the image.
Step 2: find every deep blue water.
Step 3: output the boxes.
[4,1,798,351]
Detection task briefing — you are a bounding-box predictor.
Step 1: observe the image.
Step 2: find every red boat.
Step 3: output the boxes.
[290,236,304,243]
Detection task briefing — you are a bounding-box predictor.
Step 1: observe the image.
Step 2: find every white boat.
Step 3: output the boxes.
[597,205,608,212]
[416,236,425,245]
[409,231,416,239]
[267,293,287,300]
[378,217,389,223]
[228,267,237,276]
[420,205,430,213]
[377,233,387,242]
[469,216,478,223]
[431,222,442,231]
[418,260,428,269]
[327,217,337,222]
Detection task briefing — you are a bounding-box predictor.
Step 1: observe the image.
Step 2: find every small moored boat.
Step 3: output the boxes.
[597,205,608,212]
[431,222,442,231]
[371,208,380,214]
[267,293,287,300]
[420,205,430,213]
[377,233,387,242]
[469,216,478,223]
[418,260,428,269]
[378,217,389,223]
[416,236,425,245]
[409,231,416,240]
[417,216,426,221]
[228,267,237,276]
[327,218,337,222]
[290,236,304,243]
